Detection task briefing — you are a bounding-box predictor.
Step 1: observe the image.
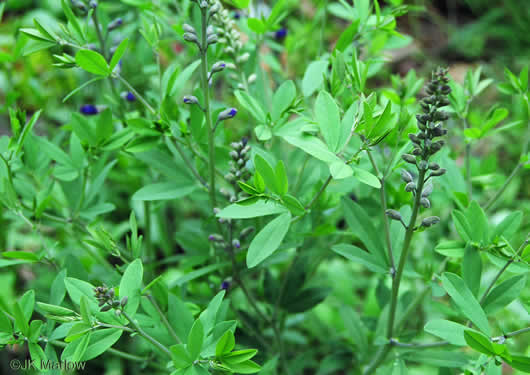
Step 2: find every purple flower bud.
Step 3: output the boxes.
[221,281,230,290]
[183,95,199,105]
[232,239,240,249]
[125,92,135,102]
[234,11,241,20]
[89,1,98,9]
[217,108,237,123]
[80,104,99,115]
[275,28,287,40]
[211,61,227,73]
[108,18,123,31]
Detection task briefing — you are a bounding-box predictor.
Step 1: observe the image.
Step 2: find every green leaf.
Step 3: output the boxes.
[109,38,128,72]
[28,342,47,369]
[169,293,194,343]
[167,60,201,98]
[334,21,360,52]
[462,243,482,297]
[331,244,386,273]
[187,319,204,361]
[171,343,193,369]
[315,91,341,152]
[281,194,305,216]
[132,182,197,201]
[75,49,110,76]
[28,320,43,343]
[61,0,84,41]
[482,274,526,314]
[491,211,522,241]
[13,301,29,336]
[424,319,467,346]
[216,330,235,357]
[275,160,288,196]
[247,18,266,33]
[72,332,91,362]
[302,60,328,97]
[247,212,292,268]
[466,201,489,244]
[403,350,468,368]
[351,166,381,188]
[16,109,41,156]
[254,154,279,194]
[218,200,288,219]
[199,291,225,335]
[235,90,266,123]
[80,296,91,325]
[341,198,387,267]
[0,311,12,334]
[223,349,258,364]
[82,328,122,360]
[481,108,508,134]
[64,278,97,311]
[222,360,261,374]
[70,113,98,145]
[441,272,490,335]
[119,259,143,316]
[339,306,367,352]
[272,80,296,121]
[37,302,75,317]
[368,101,394,141]
[283,287,331,313]
[20,290,35,323]
[464,330,496,355]
[2,251,39,261]
[508,355,530,372]
[452,210,472,242]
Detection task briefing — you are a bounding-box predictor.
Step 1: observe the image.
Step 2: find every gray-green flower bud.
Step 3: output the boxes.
[385,209,402,221]
[420,197,431,208]
[402,154,416,164]
[421,216,440,227]
[183,24,196,34]
[429,168,447,177]
[400,169,413,183]
[421,183,433,197]
[405,182,416,192]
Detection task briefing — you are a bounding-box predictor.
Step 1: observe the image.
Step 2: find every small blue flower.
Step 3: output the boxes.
[221,281,230,290]
[108,18,123,31]
[217,108,238,123]
[183,95,199,105]
[233,11,241,20]
[275,28,287,40]
[123,92,135,102]
[80,104,99,115]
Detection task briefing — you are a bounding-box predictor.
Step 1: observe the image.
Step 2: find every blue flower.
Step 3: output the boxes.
[275,28,287,40]
[221,281,230,290]
[217,108,238,123]
[80,104,99,115]
[233,11,241,20]
[122,92,135,102]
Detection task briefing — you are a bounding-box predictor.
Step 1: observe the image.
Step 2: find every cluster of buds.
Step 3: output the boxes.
[387,68,452,230]
[210,0,256,90]
[94,285,128,316]
[223,138,251,200]
[208,226,254,250]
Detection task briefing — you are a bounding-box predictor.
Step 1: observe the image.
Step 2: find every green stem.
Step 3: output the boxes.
[92,10,107,60]
[483,161,524,212]
[463,117,472,201]
[116,74,157,115]
[367,149,395,273]
[166,137,207,188]
[122,310,172,358]
[144,201,152,258]
[147,294,181,344]
[363,168,426,375]
[199,8,217,211]
[492,327,530,342]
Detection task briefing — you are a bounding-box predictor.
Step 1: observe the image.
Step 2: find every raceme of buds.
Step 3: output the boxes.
[227,138,252,198]
[217,108,237,122]
[94,285,124,316]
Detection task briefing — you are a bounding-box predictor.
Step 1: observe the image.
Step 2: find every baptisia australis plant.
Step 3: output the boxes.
[3,1,530,375]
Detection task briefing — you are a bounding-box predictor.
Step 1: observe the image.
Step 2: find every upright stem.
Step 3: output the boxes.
[363,168,426,375]
[122,310,172,358]
[199,8,217,210]
[463,117,472,200]
[367,149,395,273]
[92,10,107,60]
